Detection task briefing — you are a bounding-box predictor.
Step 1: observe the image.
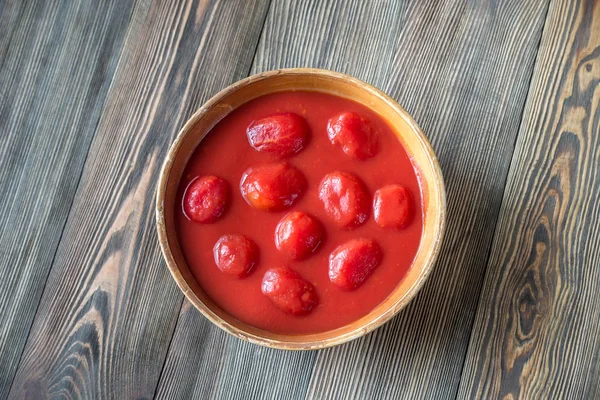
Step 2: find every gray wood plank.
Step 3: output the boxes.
[457,1,600,398]
[157,301,316,400]
[155,0,551,399]
[0,0,136,397]
[0,0,25,70]
[7,0,271,399]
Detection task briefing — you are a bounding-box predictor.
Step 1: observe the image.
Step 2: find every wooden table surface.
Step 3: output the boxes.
[1,0,599,399]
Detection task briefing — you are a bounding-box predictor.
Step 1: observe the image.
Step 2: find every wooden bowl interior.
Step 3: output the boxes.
[157,70,445,350]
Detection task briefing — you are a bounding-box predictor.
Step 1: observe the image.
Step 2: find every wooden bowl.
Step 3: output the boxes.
[156,68,446,350]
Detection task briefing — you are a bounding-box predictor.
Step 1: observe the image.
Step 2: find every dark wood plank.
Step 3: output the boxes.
[156,301,316,400]
[7,0,271,398]
[155,0,551,399]
[458,1,600,398]
[0,0,137,397]
[0,0,25,69]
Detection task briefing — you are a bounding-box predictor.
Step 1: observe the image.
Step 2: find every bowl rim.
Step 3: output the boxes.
[156,68,446,350]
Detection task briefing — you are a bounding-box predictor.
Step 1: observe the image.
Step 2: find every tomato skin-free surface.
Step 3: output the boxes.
[176,91,423,334]
[247,112,310,157]
[261,266,319,315]
[319,171,370,229]
[213,234,259,278]
[275,211,324,260]
[327,111,379,160]
[240,162,307,211]
[329,238,383,290]
[183,176,229,223]
[373,184,414,229]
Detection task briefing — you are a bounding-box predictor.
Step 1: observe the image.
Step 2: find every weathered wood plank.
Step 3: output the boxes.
[0,0,136,397]
[8,0,271,398]
[155,0,550,399]
[458,1,600,398]
[156,301,316,400]
[0,0,25,69]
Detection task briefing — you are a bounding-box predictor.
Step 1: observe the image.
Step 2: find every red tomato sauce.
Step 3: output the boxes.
[175,91,422,334]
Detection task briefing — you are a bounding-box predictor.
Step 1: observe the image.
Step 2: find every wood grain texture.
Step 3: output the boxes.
[0,0,136,397]
[156,0,550,399]
[0,0,25,70]
[156,301,316,400]
[8,0,271,398]
[458,0,600,398]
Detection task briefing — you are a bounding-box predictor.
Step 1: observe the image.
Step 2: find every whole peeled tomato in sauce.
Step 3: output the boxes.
[327,111,378,160]
[240,162,307,211]
[247,113,310,157]
[275,211,325,260]
[213,234,259,278]
[183,175,229,223]
[261,266,319,315]
[329,238,383,290]
[318,171,369,229]
[175,90,424,334]
[373,184,414,229]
